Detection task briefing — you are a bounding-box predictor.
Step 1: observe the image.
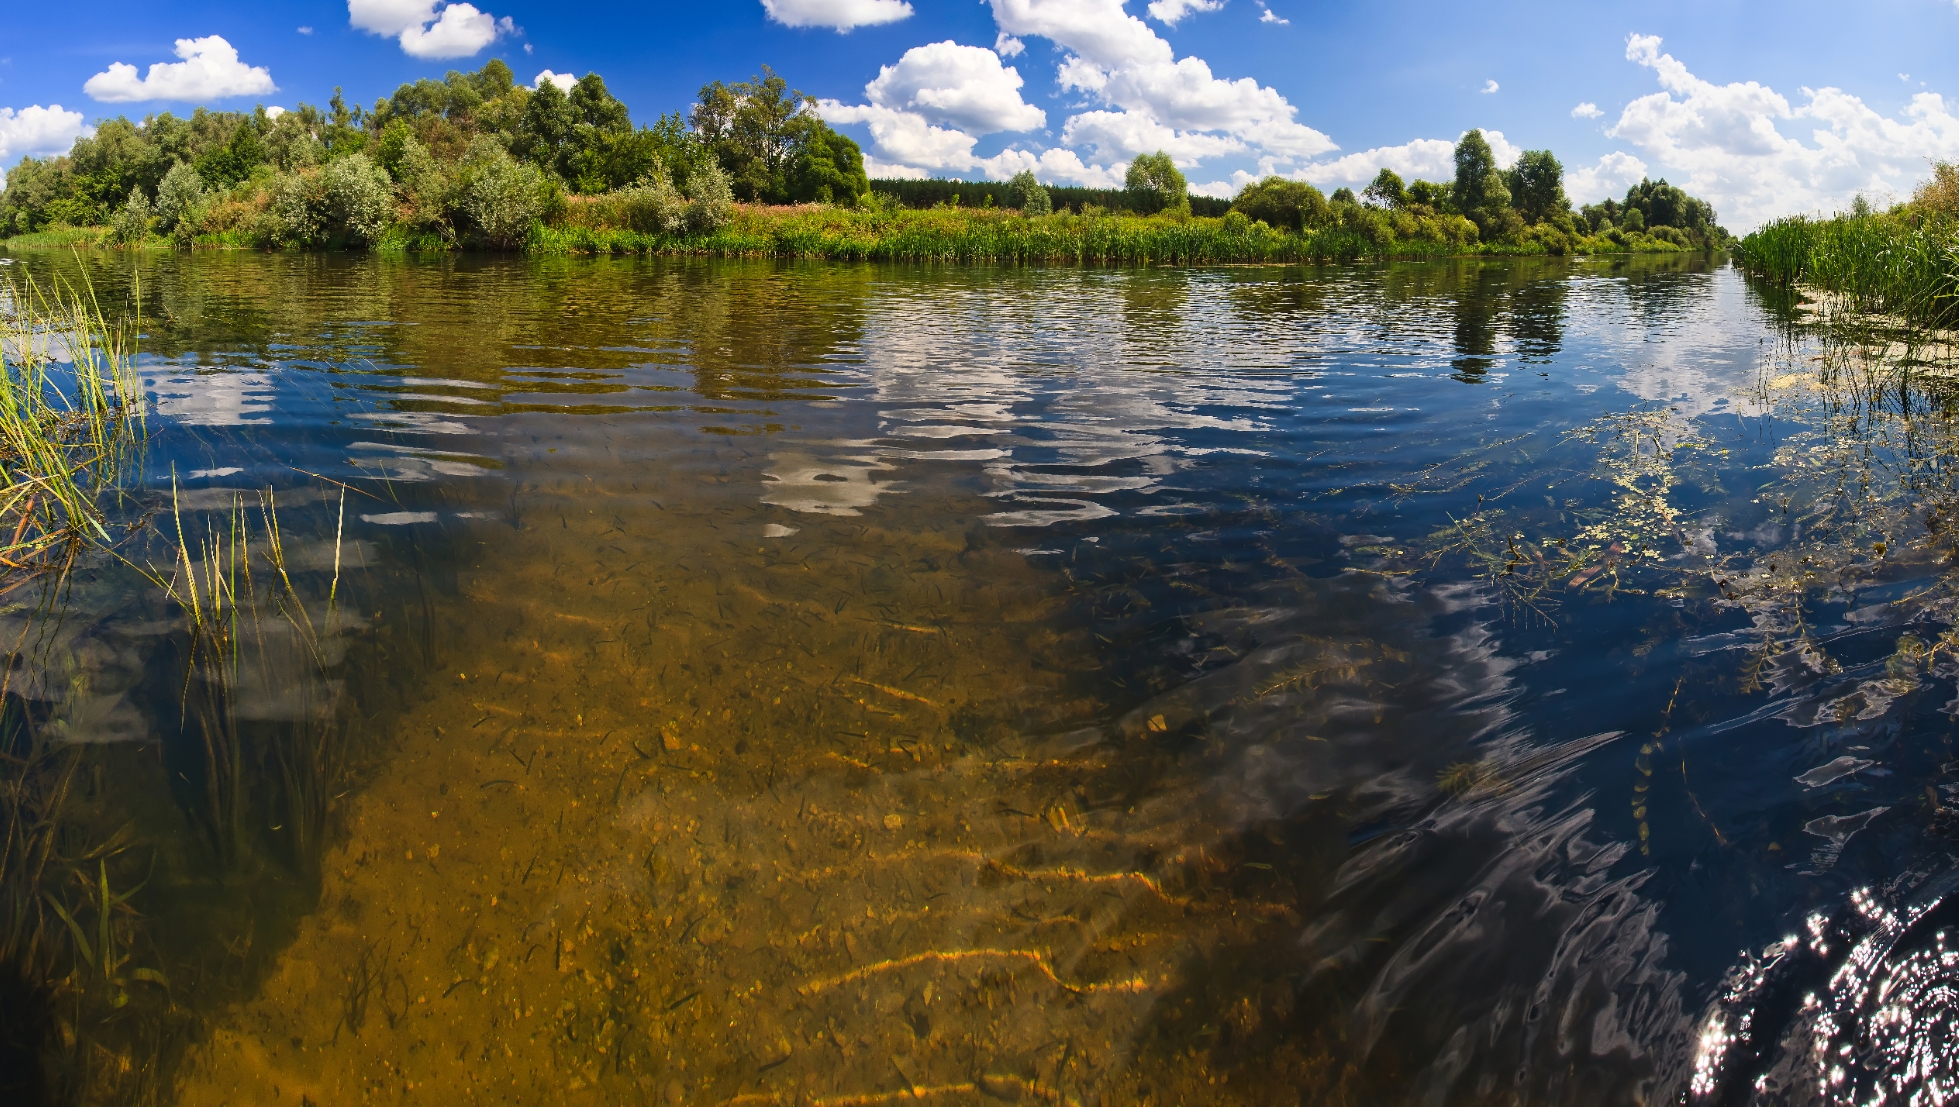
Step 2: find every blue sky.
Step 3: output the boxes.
[2,0,1956,227]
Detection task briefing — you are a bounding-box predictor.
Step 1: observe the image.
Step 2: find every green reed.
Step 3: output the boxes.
[1739,212,1959,326]
[0,270,146,585]
[137,482,347,870]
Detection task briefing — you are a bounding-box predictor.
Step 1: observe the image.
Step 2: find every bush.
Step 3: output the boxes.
[611,164,688,233]
[321,154,393,244]
[684,162,734,232]
[460,138,552,249]
[154,162,206,239]
[1230,176,1328,231]
[268,171,326,245]
[110,186,151,245]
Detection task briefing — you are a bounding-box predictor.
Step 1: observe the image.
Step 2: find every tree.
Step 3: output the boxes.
[1228,176,1328,230]
[1452,129,1510,233]
[1363,168,1407,209]
[1124,151,1187,214]
[1505,150,1566,224]
[692,67,815,203]
[1009,170,1051,215]
[784,122,867,204]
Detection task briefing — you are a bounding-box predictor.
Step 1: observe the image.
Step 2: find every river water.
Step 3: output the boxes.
[4,249,1956,1106]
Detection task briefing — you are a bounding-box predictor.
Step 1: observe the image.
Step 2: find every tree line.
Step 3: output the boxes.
[1225,131,1726,252]
[0,58,1726,255]
[0,60,872,247]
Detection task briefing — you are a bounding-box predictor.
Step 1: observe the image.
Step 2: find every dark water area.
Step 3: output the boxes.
[3,247,1956,1105]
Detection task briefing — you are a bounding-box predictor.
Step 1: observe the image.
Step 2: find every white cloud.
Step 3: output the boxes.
[1258,5,1287,24]
[760,0,913,31]
[83,36,276,103]
[348,0,511,58]
[297,25,314,34]
[1607,33,1959,227]
[533,69,575,92]
[991,0,1334,159]
[1566,151,1649,204]
[865,41,1044,134]
[265,105,288,119]
[349,0,439,36]
[0,104,88,167]
[828,0,1333,187]
[399,5,510,58]
[1147,0,1224,25]
[1482,79,1499,94]
[1572,101,1603,119]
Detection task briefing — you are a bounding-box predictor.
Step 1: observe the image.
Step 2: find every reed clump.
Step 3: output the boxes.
[0,272,146,587]
[1738,168,1959,327]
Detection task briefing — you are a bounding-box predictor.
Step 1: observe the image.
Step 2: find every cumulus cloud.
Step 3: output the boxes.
[826,0,1332,186]
[83,36,276,103]
[760,0,913,31]
[1147,0,1225,24]
[1258,5,1287,24]
[0,104,88,165]
[533,69,575,92]
[1572,102,1602,119]
[1606,33,1959,227]
[1291,129,1518,191]
[1566,151,1649,203]
[1482,79,1499,94]
[348,0,512,58]
[992,0,1333,159]
[864,41,1045,134]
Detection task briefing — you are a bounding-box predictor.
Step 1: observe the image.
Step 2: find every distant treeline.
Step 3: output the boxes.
[0,56,1728,259]
[868,177,1231,218]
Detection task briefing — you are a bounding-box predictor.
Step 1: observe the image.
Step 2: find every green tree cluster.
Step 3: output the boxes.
[690,67,867,205]
[1225,130,1726,254]
[0,58,873,246]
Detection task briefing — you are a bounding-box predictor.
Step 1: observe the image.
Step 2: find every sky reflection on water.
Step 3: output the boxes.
[10,249,1956,1105]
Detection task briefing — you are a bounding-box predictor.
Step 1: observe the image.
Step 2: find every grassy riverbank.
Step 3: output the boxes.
[8,204,1712,263]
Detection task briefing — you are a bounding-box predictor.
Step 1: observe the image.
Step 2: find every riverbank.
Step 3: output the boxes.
[7,205,1714,264]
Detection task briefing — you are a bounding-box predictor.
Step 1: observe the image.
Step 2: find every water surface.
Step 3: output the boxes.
[7,249,1952,1106]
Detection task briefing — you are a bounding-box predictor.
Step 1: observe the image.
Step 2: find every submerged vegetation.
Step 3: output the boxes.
[2,59,1727,262]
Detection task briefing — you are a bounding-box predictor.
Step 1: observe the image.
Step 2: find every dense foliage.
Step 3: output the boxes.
[1737,163,1959,326]
[1222,130,1730,256]
[0,60,856,248]
[3,67,1728,259]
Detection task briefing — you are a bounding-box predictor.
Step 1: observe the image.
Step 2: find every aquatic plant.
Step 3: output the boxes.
[137,483,348,870]
[1738,209,1959,327]
[0,270,146,588]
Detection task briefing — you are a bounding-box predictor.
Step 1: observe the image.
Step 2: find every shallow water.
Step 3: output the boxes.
[8,249,1959,1105]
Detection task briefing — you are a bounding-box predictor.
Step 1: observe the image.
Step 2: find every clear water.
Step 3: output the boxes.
[4,249,1954,1105]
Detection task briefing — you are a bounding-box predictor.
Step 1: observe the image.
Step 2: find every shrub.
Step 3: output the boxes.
[110,186,151,245]
[155,163,207,245]
[268,170,326,245]
[460,138,551,248]
[1230,176,1328,231]
[321,154,393,244]
[612,164,688,233]
[684,162,734,232]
